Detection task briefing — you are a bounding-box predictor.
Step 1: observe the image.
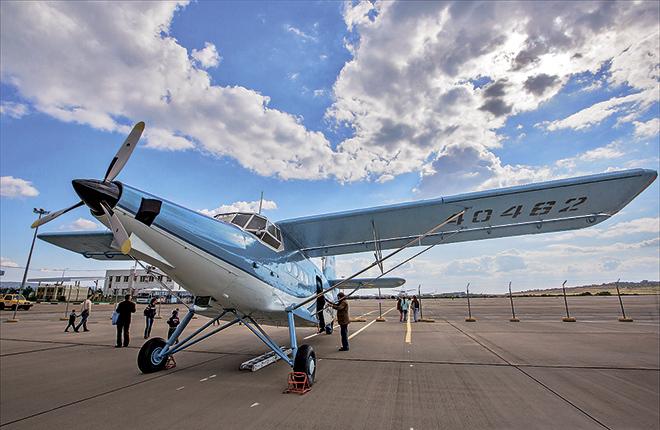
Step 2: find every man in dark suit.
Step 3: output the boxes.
[115,294,136,347]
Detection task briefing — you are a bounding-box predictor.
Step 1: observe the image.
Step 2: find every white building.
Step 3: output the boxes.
[104,269,183,296]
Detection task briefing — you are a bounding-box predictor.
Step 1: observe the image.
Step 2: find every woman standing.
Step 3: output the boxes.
[411,296,420,322]
[143,297,157,339]
[400,296,410,322]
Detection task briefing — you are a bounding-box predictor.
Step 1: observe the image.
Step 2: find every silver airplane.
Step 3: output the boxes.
[33,122,657,385]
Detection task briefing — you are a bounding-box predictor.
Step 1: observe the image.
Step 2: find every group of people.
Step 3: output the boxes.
[113,295,181,347]
[396,295,420,322]
[63,297,92,333]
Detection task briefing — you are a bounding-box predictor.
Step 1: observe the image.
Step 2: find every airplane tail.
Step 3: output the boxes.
[322,256,336,281]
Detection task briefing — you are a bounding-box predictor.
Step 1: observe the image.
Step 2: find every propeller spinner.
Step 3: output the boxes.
[30,121,145,255]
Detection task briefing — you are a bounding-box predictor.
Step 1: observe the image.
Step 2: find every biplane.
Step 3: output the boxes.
[33,122,657,384]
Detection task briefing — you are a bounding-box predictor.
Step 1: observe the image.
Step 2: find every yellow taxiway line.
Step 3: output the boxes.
[405,308,412,344]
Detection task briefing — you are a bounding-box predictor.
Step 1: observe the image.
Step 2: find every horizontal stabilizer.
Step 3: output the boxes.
[38,231,132,261]
[329,277,405,289]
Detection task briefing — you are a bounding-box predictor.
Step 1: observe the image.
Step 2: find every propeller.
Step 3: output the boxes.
[100,202,132,254]
[31,201,84,228]
[30,121,145,255]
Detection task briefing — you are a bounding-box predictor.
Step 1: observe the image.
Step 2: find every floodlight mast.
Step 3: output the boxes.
[12,208,49,321]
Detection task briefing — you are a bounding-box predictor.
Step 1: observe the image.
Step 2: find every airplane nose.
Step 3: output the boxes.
[72,179,121,214]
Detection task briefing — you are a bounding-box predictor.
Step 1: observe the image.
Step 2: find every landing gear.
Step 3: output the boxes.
[137,337,167,373]
[293,344,316,385]
[324,323,333,335]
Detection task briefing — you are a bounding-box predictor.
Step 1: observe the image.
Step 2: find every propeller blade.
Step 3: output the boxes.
[103,121,145,182]
[100,202,131,254]
[30,201,84,228]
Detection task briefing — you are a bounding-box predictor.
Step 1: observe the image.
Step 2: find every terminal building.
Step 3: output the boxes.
[104,269,184,297]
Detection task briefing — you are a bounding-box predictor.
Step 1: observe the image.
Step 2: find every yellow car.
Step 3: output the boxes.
[0,294,33,311]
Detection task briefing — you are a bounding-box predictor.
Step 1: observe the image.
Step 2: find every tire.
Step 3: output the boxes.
[10,305,16,311]
[137,337,168,374]
[324,323,333,335]
[293,344,316,386]
[0,303,4,310]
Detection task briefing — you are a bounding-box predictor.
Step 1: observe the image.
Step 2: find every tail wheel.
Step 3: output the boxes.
[137,337,168,374]
[293,344,316,386]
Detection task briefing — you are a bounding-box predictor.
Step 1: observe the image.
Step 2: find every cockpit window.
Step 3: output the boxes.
[232,213,251,228]
[213,212,283,251]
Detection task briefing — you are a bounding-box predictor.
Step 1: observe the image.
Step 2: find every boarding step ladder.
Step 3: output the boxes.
[239,347,292,372]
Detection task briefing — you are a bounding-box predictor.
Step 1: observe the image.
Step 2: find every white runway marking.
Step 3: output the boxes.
[176,386,185,391]
[349,307,396,340]
[303,310,378,340]
[250,402,260,408]
[199,377,208,382]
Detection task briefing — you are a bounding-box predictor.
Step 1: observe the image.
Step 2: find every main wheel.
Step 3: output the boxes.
[10,305,16,311]
[324,323,333,335]
[0,303,4,310]
[137,337,168,374]
[293,344,316,386]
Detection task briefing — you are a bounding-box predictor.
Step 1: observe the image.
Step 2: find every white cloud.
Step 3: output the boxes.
[286,25,316,42]
[191,42,220,69]
[0,1,657,189]
[0,101,28,118]
[328,1,659,190]
[555,141,625,169]
[0,176,39,198]
[199,199,277,217]
[633,118,660,139]
[543,91,655,131]
[0,2,336,180]
[60,217,101,231]
[1,256,19,268]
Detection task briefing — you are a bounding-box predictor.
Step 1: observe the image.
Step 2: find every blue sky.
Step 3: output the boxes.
[1,1,658,293]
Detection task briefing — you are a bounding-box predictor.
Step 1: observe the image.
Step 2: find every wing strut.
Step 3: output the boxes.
[290,208,467,311]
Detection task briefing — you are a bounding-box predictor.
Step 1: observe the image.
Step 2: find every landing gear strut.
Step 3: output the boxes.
[136,306,317,386]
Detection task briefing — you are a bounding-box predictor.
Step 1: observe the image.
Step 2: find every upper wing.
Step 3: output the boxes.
[38,231,132,260]
[278,169,657,257]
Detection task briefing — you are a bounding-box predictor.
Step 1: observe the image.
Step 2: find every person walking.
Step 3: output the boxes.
[143,298,157,339]
[64,309,77,332]
[115,294,136,348]
[401,296,410,322]
[167,309,180,343]
[75,297,92,332]
[397,297,403,322]
[412,295,420,322]
[327,292,350,351]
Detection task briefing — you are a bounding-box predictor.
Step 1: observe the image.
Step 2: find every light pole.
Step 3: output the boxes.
[9,208,49,322]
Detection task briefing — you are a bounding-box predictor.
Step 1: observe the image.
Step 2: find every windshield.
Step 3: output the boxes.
[214,212,282,250]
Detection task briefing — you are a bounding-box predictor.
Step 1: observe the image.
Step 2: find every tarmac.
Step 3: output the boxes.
[1,295,658,429]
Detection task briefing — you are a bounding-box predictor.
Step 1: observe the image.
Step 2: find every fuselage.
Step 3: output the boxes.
[96,183,335,326]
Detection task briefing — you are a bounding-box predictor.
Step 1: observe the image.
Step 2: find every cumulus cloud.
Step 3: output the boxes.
[0,176,39,198]
[0,101,28,118]
[328,1,659,190]
[60,217,101,231]
[0,1,657,189]
[1,256,19,268]
[199,199,277,217]
[0,2,335,180]
[191,42,221,69]
[633,118,660,139]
